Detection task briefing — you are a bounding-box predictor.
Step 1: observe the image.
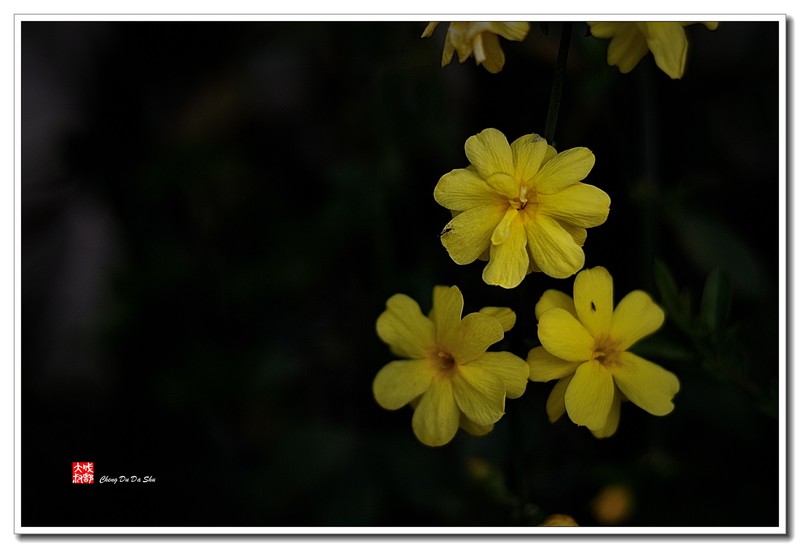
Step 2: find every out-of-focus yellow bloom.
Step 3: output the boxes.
[540,513,579,526]
[434,129,609,288]
[588,22,718,79]
[592,484,634,524]
[374,285,529,446]
[465,456,492,480]
[422,22,530,73]
[528,266,679,437]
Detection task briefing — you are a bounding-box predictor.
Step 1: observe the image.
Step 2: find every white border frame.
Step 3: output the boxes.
[12,13,787,536]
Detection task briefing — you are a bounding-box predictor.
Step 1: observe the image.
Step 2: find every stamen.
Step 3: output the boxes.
[437,351,456,370]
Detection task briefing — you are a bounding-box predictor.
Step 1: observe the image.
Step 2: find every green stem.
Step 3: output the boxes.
[544,22,573,145]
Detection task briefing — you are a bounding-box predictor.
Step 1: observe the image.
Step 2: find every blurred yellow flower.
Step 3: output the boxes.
[374,285,529,446]
[592,484,634,524]
[540,513,579,526]
[528,266,679,437]
[588,22,719,79]
[422,22,530,73]
[434,129,609,288]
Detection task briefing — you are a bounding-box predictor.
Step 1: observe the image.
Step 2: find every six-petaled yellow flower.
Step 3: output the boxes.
[373,285,529,446]
[434,129,610,288]
[588,22,719,79]
[528,266,679,437]
[422,22,530,73]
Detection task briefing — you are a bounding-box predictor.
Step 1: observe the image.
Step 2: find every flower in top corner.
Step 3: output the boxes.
[528,266,679,438]
[373,285,528,446]
[434,128,609,288]
[587,21,718,79]
[422,22,530,73]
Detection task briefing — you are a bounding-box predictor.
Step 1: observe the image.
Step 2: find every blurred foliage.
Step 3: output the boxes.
[21,21,779,527]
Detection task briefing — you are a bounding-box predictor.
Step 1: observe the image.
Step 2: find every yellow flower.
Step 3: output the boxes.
[588,22,719,79]
[422,22,530,73]
[434,129,610,288]
[540,513,579,526]
[528,266,679,437]
[373,285,529,446]
[591,484,634,524]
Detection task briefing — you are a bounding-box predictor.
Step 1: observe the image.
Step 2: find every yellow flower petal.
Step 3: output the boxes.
[544,143,558,163]
[537,308,594,362]
[613,352,679,416]
[441,36,456,66]
[610,290,665,350]
[478,306,516,332]
[487,22,530,42]
[546,375,571,422]
[376,294,436,358]
[459,414,494,436]
[447,22,480,62]
[430,285,464,350]
[573,266,614,337]
[533,147,595,195]
[527,346,580,382]
[587,22,625,39]
[526,246,540,274]
[559,221,587,246]
[412,377,460,446]
[538,183,610,228]
[465,128,515,180]
[490,207,519,246]
[534,289,576,320]
[565,360,615,430]
[509,134,548,183]
[642,22,687,79]
[477,31,504,73]
[434,168,506,211]
[524,213,585,279]
[452,312,505,364]
[590,388,622,438]
[484,211,529,288]
[373,358,435,410]
[486,172,519,199]
[605,23,649,73]
[421,22,439,38]
[441,204,507,265]
[452,365,506,425]
[466,350,529,399]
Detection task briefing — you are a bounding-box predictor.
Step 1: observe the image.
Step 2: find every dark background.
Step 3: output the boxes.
[21,21,780,527]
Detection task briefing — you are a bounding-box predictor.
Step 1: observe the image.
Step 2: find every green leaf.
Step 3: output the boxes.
[653,259,690,329]
[700,269,731,338]
[667,212,764,301]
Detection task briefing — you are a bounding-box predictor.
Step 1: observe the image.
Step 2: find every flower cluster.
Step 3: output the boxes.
[373,21,692,447]
[422,21,718,78]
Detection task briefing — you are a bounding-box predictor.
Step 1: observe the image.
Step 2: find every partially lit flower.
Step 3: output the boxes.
[374,285,528,446]
[591,484,634,524]
[422,22,530,73]
[528,266,679,437]
[434,128,609,288]
[588,22,718,79]
[540,514,579,526]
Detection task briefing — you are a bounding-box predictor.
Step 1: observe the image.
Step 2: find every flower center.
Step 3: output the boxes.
[592,335,621,368]
[510,182,537,211]
[435,350,456,370]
